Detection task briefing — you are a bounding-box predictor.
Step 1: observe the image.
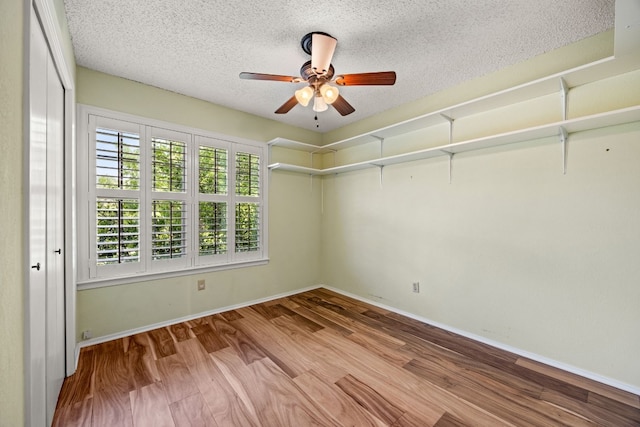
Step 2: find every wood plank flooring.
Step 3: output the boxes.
[53,288,640,426]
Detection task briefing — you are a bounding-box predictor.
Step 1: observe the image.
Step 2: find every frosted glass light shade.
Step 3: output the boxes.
[294,86,314,106]
[311,33,337,75]
[313,95,328,112]
[320,84,339,104]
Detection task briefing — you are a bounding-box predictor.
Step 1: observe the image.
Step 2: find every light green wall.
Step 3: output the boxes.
[76,67,322,146]
[319,50,640,389]
[75,68,323,340]
[322,30,615,145]
[0,0,25,424]
[75,27,640,392]
[1,1,75,423]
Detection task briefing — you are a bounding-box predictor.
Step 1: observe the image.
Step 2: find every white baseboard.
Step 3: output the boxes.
[323,285,640,396]
[73,282,639,396]
[75,284,322,353]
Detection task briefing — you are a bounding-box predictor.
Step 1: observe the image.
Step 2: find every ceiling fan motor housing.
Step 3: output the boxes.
[300,60,335,82]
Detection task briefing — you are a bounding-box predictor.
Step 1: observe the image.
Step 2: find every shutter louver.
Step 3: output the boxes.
[96,198,140,265]
[96,128,140,190]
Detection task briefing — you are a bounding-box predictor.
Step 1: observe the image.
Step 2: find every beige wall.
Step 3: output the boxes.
[74,31,640,392]
[1,1,75,423]
[322,31,615,146]
[1,3,635,423]
[76,67,322,146]
[0,0,25,424]
[75,68,323,340]
[319,47,640,389]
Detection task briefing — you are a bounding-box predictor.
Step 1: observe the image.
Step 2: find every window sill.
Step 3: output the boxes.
[77,258,270,290]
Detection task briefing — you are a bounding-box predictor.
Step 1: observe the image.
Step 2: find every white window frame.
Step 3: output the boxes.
[195,135,232,267]
[77,105,268,289]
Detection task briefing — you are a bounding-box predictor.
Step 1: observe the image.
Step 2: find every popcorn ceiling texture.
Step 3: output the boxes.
[64,0,614,132]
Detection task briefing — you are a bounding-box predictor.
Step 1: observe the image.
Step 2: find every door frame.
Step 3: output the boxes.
[24,0,76,424]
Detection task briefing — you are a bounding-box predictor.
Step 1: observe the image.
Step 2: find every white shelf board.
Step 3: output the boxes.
[439,54,640,120]
[370,146,449,167]
[561,55,627,88]
[269,54,640,155]
[322,160,381,175]
[562,104,640,133]
[268,163,322,174]
[269,105,640,176]
[269,159,384,176]
[323,115,449,151]
[411,105,640,156]
[268,138,327,153]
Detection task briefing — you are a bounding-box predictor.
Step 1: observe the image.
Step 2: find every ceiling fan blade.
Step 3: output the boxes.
[311,33,337,75]
[239,72,300,83]
[335,71,397,86]
[331,95,355,116]
[275,96,299,114]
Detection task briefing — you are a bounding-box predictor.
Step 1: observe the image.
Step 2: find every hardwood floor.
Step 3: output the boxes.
[53,288,640,426]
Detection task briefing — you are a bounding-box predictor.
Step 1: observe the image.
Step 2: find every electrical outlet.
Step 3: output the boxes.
[82,330,92,340]
[197,279,206,291]
[412,282,420,293]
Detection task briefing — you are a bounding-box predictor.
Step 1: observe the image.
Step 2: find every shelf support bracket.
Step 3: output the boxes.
[441,114,454,145]
[442,150,454,183]
[559,126,568,175]
[371,135,385,158]
[560,77,569,121]
[370,135,385,187]
[268,144,273,182]
[321,179,324,215]
[309,152,315,192]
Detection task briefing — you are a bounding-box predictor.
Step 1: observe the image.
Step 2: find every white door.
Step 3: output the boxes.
[45,45,66,424]
[28,9,66,426]
[28,10,49,426]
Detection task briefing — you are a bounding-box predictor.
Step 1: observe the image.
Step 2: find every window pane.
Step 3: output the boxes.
[152,138,186,192]
[96,198,140,265]
[96,128,140,190]
[199,202,227,255]
[152,200,187,260]
[199,146,227,194]
[235,152,260,196]
[235,202,259,253]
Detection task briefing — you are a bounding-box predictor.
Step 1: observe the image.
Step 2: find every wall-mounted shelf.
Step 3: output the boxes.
[268,138,332,154]
[269,106,640,176]
[268,52,640,177]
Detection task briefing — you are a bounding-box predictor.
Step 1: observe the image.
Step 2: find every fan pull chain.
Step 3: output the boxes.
[315,114,319,128]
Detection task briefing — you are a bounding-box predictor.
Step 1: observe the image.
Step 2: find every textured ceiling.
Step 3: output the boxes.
[64,0,615,133]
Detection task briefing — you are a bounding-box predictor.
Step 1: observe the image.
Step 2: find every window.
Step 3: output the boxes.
[151,200,187,260]
[96,198,140,265]
[77,107,267,285]
[234,151,261,255]
[198,145,228,257]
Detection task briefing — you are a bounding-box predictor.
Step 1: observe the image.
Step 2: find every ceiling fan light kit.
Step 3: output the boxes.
[320,84,339,104]
[313,95,329,112]
[295,86,314,106]
[240,31,397,119]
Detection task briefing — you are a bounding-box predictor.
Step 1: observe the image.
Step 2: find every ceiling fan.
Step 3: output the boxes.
[239,32,396,117]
